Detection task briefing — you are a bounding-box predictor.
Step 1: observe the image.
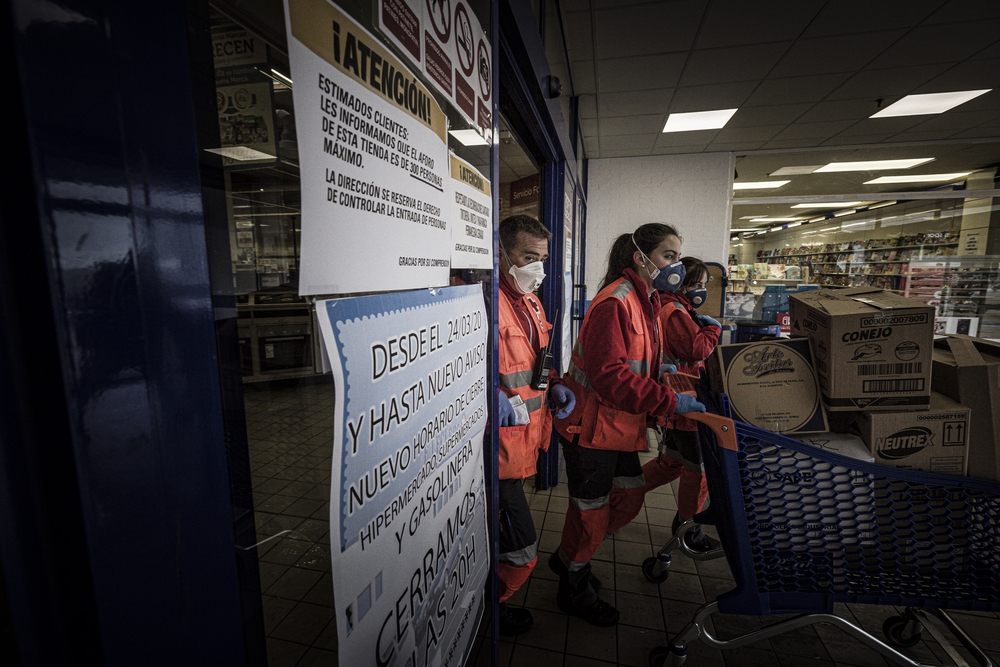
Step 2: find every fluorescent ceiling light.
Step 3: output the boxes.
[866,200,897,210]
[871,89,991,118]
[270,69,293,87]
[663,108,738,133]
[790,202,863,209]
[864,172,970,185]
[733,180,791,190]
[808,216,826,223]
[205,146,275,161]
[784,222,802,229]
[770,165,822,176]
[834,209,858,217]
[449,129,490,146]
[749,217,801,222]
[767,227,783,233]
[820,226,840,232]
[814,158,934,173]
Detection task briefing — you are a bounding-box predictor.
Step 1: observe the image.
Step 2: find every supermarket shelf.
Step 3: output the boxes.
[759,242,959,259]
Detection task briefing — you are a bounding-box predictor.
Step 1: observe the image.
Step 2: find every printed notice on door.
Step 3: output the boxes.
[285,0,451,295]
[315,284,488,667]
[449,154,492,269]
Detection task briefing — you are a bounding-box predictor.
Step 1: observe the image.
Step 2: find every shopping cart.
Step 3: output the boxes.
[647,386,1000,667]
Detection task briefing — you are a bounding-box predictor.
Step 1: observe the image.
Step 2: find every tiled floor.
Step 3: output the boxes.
[243,380,1000,667]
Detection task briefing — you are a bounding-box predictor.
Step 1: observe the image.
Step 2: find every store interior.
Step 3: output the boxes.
[724,145,1000,340]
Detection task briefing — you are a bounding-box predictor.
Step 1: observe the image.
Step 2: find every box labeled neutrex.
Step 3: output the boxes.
[707,337,828,434]
[849,392,970,475]
[789,288,933,411]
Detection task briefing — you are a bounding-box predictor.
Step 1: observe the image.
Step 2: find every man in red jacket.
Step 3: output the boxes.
[495,215,576,635]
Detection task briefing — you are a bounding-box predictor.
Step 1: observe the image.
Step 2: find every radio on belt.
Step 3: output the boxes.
[531,309,558,391]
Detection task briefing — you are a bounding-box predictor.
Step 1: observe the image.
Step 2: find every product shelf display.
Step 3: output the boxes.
[903,255,1000,339]
[740,232,960,293]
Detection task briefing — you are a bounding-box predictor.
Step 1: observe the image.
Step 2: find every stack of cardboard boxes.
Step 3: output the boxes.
[709,287,998,480]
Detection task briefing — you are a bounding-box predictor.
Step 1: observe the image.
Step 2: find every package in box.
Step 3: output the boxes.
[706,337,828,434]
[848,392,970,475]
[932,335,1000,481]
[793,432,874,463]
[789,287,933,411]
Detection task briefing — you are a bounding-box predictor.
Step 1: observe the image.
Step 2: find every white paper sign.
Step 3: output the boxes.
[316,285,489,667]
[285,0,452,295]
[378,0,493,141]
[449,154,492,269]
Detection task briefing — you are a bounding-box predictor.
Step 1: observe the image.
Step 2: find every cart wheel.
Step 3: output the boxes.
[648,645,669,667]
[642,556,670,584]
[883,615,922,648]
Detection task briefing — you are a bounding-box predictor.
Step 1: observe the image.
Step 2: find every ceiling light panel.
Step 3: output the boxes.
[769,165,822,176]
[663,108,738,133]
[863,173,970,185]
[449,129,490,146]
[733,180,791,190]
[813,158,934,173]
[749,217,801,222]
[871,89,991,118]
[790,202,864,209]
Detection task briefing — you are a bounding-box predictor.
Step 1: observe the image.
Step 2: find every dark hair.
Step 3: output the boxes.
[599,223,680,291]
[681,256,710,289]
[499,215,552,252]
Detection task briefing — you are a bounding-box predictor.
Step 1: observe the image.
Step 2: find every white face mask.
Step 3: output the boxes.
[502,246,546,294]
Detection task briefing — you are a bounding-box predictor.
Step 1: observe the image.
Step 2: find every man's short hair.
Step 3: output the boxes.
[499,215,552,251]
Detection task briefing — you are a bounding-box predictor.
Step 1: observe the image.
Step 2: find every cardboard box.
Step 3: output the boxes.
[932,335,1000,481]
[793,432,874,463]
[849,393,970,475]
[789,287,933,411]
[707,337,828,434]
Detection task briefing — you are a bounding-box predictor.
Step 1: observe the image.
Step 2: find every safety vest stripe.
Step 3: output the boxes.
[499,541,538,566]
[571,493,610,512]
[499,369,534,389]
[570,358,648,390]
[524,396,543,413]
[611,281,633,300]
[611,473,646,490]
[568,364,592,390]
[627,359,649,374]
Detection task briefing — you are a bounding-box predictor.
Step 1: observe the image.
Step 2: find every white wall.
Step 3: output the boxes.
[585,152,734,295]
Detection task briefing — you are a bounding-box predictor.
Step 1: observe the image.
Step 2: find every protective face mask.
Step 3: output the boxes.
[686,288,708,308]
[503,246,546,294]
[632,235,685,293]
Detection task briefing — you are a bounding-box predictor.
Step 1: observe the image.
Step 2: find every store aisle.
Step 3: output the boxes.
[244,382,1000,667]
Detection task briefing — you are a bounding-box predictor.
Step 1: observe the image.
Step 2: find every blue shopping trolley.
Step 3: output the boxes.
[647,386,1000,667]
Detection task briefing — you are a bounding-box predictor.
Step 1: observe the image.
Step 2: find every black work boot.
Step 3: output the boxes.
[548,550,602,592]
[672,512,720,553]
[554,562,619,627]
[498,602,533,636]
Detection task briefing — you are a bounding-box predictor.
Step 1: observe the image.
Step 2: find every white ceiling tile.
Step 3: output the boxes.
[579,95,598,119]
[597,53,687,92]
[571,60,597,95]
[600,133,659,151]
[825,64,951,101]
[867,21,1000,69]
[668,81,757,113]
[680,42,792,86]
[844,116,929,136]
[598,88,673,117]
[913,58,1000,94]
[972,42,1000,60]
[600,148,654,158]
[707,142,767,152]
[906,109,1000,132]
[580,118,599,138]
[651,144,709,155]
[772,120,856,140]
[796,99,882,123]
[769,31,908,78]
[654,130,719,148]
[761,138,831,149]
[563,10,594,61]
[924,0,1000,23]
[593,1,708,59]
[804,0,942,37]
[694,0,823,48]
[820,133,898,146]
[712,125,786,144]
[599,114,669,136]
[727,104,812,126]
[742,73,852,106]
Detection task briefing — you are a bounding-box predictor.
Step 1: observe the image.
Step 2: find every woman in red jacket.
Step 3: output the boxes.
[643,257,722,552]
[549,223,705,626]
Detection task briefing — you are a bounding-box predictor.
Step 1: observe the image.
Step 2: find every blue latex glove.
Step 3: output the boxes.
[660,363,678,376]
[697,314,722,329]
[548,384,576,419]
[497,391,517,427]
[675,393,706,414]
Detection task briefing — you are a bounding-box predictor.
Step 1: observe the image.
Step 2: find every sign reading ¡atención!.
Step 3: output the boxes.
[315,284,489,667]
[285,0,452,295]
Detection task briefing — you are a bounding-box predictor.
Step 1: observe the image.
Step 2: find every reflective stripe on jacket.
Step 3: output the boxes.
[554,276,665,451]
[498,290,553,479]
